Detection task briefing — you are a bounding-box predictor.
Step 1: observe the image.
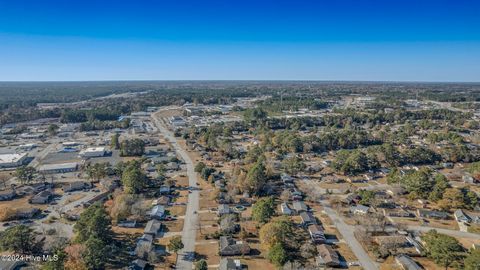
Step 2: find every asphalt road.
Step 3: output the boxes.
[152,111,199,270]
[408,225,480,240]
[321,201,379,270]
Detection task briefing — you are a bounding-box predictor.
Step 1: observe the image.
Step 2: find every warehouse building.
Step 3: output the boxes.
[38,162,78,174]
[0,153,28,168]
[80,147,106,158]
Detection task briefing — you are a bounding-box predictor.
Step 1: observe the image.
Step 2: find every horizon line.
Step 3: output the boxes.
[0,79,479,84]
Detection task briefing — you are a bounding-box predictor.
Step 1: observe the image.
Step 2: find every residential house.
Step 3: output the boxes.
[406,236,424,254]
[100,179,120,192]
[135,235,153,259]
[374,235,409,249]
[350,204,370,215]
[280,202,292,215]
[15,208,40,219]
[417,209,449,220]
[62,181,91,192]
[308,224,326,243]
[395,254,422,270]
[144,220,162,236]
[219,236,250,256]
[18,182,51,195]
[383,208,413,218]
[152,196,170,206]
[316,244,340,267]
[118,220,138,228]
[0,261,27,270]
[0,189,16,201]
[454,209,472,223]
[219,258,241,270]
[150,156,170,164]
[218,204,231,216]
[292,201,308,213]
[215,180,225,189]
[149,205,165,220]
[129,259,148,270]
[386,186,407,196]
[343,194,361,205]
[165,162,179,171]
[463,174,476,184]
[29,190,53,204]
[300,212,316,226]
[159,185,171,195]
[281,173,294,184]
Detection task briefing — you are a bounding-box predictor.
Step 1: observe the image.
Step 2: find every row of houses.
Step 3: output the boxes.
[130,194,168,269]
[280,173,341,268]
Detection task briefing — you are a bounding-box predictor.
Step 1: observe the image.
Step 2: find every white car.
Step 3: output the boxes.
[348,262,360,266]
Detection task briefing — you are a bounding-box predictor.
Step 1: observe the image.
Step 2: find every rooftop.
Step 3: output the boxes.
[0,153,27,163]
[38,162,78,171]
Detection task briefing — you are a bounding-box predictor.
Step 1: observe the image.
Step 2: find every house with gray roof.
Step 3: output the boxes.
[144,220,162,236]
[149,205,165,220]
[29,190,53,204]
[219,236,250,256]
[300,212,316,226]
[219,258,241,270]
[395,254,422,270]
[454,209,471,223]
[292,201,308,213]
[0,189,16,201]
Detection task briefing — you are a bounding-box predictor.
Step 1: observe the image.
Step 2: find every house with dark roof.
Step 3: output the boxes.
[281,173,294,184]
[219,236,250,256]
[383,208,413,218]
[308,224,326,243]
[29,190,53,204]
[135,235,153,259]
[14,208,40,219]
[129,259,148,270]
[0,189,16,201]
[0,260,27,270]
[417,209,449,220]
[17,182,52,196]
[300,212,316,226]
[316,244,340,267]
[343,194,361,205]
[159,185,171,195]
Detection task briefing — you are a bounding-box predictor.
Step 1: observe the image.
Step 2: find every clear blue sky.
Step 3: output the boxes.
[0,0,479,81]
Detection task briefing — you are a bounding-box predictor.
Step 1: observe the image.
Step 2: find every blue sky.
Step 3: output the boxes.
[0,0,479,81]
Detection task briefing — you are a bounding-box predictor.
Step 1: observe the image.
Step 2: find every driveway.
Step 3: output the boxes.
[152,111,199,270]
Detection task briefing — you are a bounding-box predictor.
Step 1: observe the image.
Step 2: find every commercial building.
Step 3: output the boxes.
[0,153,28,168]
[38,162,78,174]
[80,147,106,158]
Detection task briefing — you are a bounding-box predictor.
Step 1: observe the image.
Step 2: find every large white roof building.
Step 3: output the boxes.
[0,153,28,168]
[80,147,106,158]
